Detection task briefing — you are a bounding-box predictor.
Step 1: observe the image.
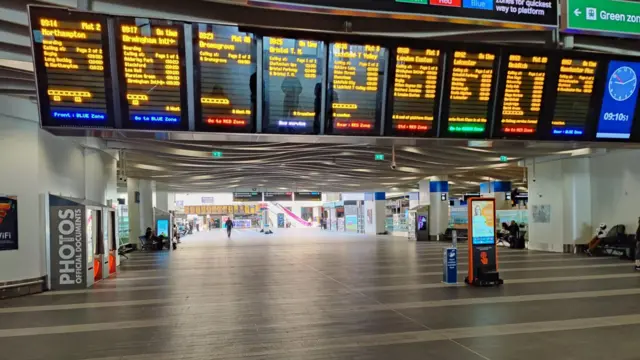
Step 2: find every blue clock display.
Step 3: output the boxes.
[597,60,640,139]
[608,66,637,102]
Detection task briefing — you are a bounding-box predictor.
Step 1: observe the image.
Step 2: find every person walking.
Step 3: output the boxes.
[225,217,234,239]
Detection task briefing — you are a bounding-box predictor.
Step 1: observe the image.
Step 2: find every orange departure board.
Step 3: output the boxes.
[499,54,548,136]
[445,50,496,135]
[263,36,323,134]
[550,58,597,137]
[29,8,114,128]
[391,47,440,136]
[327,42,386,135]
[195,24,256,132]
[115,18,187,129]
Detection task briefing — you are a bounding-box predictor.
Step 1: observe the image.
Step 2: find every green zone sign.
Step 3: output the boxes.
[563,0,640,37]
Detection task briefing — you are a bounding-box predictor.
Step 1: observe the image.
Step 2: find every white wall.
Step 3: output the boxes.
[590,150,640,232]
[0,95,117,282]
[527,151,640,253]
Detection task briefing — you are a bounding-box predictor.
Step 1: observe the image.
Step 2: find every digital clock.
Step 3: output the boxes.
[608,66,637,102]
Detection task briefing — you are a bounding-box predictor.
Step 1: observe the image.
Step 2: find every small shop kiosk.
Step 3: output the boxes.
[465,198,503,286]
[46,194,119,291]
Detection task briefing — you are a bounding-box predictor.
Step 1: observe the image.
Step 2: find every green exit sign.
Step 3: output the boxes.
[374,154,385,161]
[500,156,508,162]
[212,151,223,158]
[564,0,640,37]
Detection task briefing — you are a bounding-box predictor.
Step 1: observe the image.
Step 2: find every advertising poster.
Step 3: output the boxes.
[0,196,18,251]
[471,200,495,245]
[49,195,87,290]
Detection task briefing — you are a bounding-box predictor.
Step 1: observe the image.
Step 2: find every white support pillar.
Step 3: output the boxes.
[156,190,169,212]
[127,178,155,239]
[421,176,449,240]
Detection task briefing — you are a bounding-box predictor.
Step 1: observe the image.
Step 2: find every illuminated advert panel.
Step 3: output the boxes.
[29,7,115,128]
[262,36,324,134]
[114,17,188,130]
[194,24,256,132]
[326,42,387,135]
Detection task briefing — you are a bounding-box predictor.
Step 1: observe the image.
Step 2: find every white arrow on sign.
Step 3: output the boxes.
[574,8,582,16]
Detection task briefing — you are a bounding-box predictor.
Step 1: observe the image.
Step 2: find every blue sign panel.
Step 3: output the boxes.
[596,60,640,139]
[443,247,457,284]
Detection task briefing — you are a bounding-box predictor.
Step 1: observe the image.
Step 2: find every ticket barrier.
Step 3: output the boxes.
[464,198,503,287]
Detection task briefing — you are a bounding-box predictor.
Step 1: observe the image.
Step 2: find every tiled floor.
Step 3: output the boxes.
[1,229,639,360]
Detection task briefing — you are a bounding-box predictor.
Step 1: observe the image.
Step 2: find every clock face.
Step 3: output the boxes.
[608,66,637,102]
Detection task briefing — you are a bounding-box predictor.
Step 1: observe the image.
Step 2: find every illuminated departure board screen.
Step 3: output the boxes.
[115,18,188,130]
[327,43,386,135]
[446,50,496,135]
[195,24,256,132]
[499,54,548,136]
[391,47,440,136]
[30,8,114,128]
[551,58,597,137]
[263,37,323,134]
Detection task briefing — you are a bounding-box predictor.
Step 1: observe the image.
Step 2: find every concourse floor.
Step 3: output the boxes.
[1,229,640,360]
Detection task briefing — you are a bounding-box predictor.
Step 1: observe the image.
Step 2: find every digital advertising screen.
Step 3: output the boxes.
[596,60,640,140]
[327,42,386,135]
[264,192,293,201]
[156,219,169,238]
[471,200,495,245]
[263,37,324,134]
[115,17,188,130]
[248,0,558,28]
[550,58,597,137]
[498,54,548,136]
[294,192,322,201]
[233,192,263,202]
[445,50,496,136]
[195,24,256,132]
[390,47,441,136]
[29,8,114,128]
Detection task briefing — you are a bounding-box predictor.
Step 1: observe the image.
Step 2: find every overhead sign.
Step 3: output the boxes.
[249,0,558,28]
[563,0,640,37]
[233,192,263,202]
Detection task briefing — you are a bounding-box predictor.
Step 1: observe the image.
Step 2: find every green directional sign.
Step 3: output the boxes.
[374,153,385,161]
[563,0,640,37]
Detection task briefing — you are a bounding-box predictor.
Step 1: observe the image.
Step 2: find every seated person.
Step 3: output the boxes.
[586,223,607,256]
[497,222,510,246]
[144,227,163,251]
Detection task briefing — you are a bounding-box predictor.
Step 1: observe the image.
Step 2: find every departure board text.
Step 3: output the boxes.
[32,12,112,127]
[447,51,495,134]
[328,43,386,134]
[118,20,185,127]
[500,54,548,135]
[198,24,255,131]
[551,58,597,136]
[263,37,322,133]
[392,47,440,135]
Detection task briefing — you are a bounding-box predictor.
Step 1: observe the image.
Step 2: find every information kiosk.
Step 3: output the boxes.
[465,198,503,286]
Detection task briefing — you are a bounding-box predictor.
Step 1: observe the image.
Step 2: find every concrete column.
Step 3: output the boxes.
[126,178,141,241]
[167,192,176,211]
[139,180,154,231]
[156,190,169,211]
[418,179,430,206]
[127,178,155,239]
[426,176,449,240]
[364,192,386,235]
[408,192,420,209]
[480,181,512,210]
